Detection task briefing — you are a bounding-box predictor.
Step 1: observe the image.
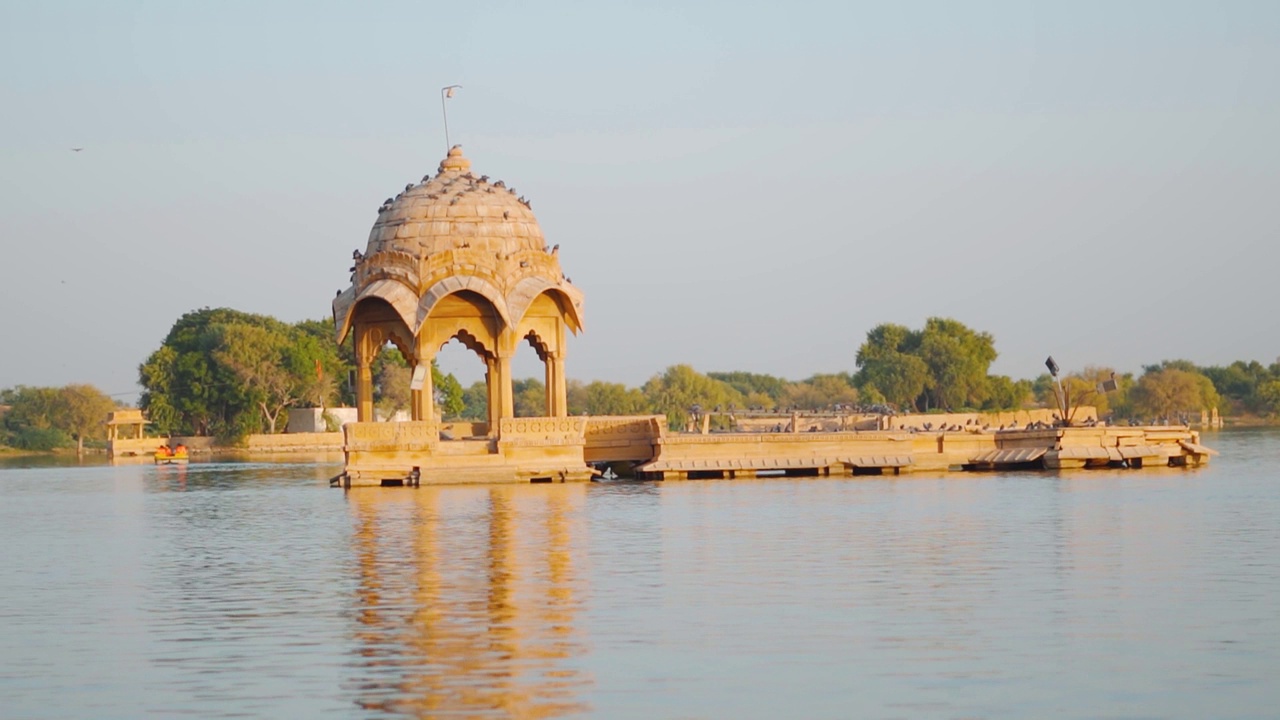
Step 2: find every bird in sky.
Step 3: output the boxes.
[71,148,83,152]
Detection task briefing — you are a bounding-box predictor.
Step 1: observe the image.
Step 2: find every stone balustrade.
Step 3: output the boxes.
[497,416,587,446]
[344,421,440,453]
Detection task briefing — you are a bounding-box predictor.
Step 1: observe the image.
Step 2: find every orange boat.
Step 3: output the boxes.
[154,446,190,465]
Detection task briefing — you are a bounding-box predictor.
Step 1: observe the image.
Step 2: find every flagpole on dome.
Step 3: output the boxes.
[441,85,462,154]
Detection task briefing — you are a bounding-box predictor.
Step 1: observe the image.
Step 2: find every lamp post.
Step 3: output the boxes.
[440,85,462,153]
[1047,357,1118,427]
[1046,356,1069,425]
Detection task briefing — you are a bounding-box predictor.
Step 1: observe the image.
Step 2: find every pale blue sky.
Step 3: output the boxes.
[2,1,1278,399]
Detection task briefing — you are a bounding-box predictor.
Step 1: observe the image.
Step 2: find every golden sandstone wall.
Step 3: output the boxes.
[881,407,1097,431]
[155,433,344,454]
[245,432,344,453]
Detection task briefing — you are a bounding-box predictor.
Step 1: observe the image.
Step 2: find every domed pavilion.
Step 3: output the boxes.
[333,146,584,431]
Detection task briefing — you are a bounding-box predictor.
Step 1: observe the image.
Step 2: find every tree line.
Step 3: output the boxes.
[371,317,1280,429]
[128,309,1280,434]
[0,385,117,453]
[6,308,1275,451]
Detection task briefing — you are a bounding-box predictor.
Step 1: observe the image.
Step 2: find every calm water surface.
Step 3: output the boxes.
[2,429,1278,719]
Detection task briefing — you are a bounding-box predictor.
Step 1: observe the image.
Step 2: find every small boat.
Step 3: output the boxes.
[154,448,190,465]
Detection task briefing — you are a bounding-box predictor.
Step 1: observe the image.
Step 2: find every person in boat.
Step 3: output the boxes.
[157,444,173,457]
[174,443,188,456]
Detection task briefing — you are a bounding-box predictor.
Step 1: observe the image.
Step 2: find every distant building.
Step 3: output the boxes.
[286,407,358,433]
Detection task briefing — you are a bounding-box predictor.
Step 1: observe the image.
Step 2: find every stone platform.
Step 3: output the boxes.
[333,415,1213,487]
[337,417,598,487]
[636,425,1213,479]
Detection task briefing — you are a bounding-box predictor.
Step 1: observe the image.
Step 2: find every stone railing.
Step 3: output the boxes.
[107,437,163,458]
[582,415,664,463]
[584,415,666,441]
[498,417,587,446]
[344,421,440,453]
[884,407,1098,432]
[246,432,344,453]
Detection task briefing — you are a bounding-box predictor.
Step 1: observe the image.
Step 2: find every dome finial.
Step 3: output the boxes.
[439,144,470,173]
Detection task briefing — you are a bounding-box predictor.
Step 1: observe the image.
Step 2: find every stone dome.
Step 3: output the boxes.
[334,145,583,344]
[364,145,545,259]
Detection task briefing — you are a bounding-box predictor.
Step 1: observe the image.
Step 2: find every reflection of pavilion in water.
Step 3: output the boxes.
[345,485,591,718]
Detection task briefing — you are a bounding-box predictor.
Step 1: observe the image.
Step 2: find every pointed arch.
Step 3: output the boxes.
[436,327,495,361]
[521,328,552,362]
[507,278,585,333]
[334,279,418,344]
[416,275,512,333]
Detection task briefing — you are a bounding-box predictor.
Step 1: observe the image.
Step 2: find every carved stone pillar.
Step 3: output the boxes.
[496,353,515,422]
[356,358,374,423]
[486,357,500,436]
[355,326,377,422]
[411,363,434,422]
[555,354,568,417]
[546,354,568,417]
[411,333,435,422]
[544,355,557,417]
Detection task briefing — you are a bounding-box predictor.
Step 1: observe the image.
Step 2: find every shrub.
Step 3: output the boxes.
[12,427,72,451]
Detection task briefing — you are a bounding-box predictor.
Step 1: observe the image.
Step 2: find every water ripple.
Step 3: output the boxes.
[1,432,1279,718]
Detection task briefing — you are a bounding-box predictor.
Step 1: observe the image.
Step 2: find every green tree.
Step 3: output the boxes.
[137,345,180,434]
[743,391,776,411]
[707,371,789,402]
[917,317,997,410]
[460,381,488,420]
[0,385,62,431]
[781,374,859,411]
[854,323,929,411]
[1130,368,1218,421]
[581,381,649,416]
[213,323,336,434]
[1,386,71,450]
[376,360,411,420]
[641,365,744,430]
[513,378,546,417]
[54,384,116,455]
[294,318,350,401]
[433,363,465,419]
[1060,367,1124,419]
[1142,359,1200,375]
[1,384,115,453]
[1256,379,1280,417]
[982,375,1032,411]
[566,379,589,415]
[139,308,345,437]
[140,308,269,436]
[1034,367,1136,420]
[1202,360,1272,415]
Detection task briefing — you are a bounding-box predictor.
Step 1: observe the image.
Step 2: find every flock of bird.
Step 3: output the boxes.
[895,417,1106,433]
[343,166,572,295]
[376,169,534,216]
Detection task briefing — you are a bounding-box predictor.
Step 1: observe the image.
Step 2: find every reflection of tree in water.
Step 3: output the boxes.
[346,485,590,718]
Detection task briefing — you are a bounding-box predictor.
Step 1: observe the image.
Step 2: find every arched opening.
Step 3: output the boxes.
[348,297,415,422]
[417,290,508,432]
[512,331,550,417]
[434,330,494,435]
[512,291,572,418]
[373,340,413,422]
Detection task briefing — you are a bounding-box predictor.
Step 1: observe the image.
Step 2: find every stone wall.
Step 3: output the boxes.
[882,406,1097,431]
[287,407,358,433]
[159,433,344,453]
[583,415,665,463]
[246,432,344,453]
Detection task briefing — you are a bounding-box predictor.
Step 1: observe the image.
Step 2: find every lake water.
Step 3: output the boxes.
[2,428,1278,719]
